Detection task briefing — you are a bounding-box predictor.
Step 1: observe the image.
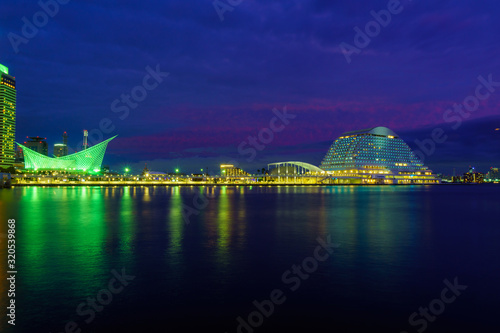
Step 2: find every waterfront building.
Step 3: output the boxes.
[220,164,249,176]
[17,136,116,172]
[265,162,325,184]
[24,136,49,156]
[0,172,11,188]
[0,64,16,169]
[486,167,499,181]
[268,162,323,175]
[319,127,439,184]
[463,167,484,184]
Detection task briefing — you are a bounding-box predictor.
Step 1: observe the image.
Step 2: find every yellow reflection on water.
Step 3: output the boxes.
[217,188,230,251]
[167,186,183,255]
[143,186,151,202]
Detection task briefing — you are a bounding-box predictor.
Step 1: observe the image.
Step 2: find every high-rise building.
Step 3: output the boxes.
[24,136,48,156]
[463,167,484,184]
[0,63,16,169]
[53,144,66,157]
[53,132,69,157]
[486,167,499,181]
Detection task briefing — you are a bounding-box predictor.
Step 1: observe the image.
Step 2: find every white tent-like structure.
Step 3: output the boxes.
[268,161,325,175]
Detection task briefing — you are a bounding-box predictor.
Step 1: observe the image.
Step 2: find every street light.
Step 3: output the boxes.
[175,168,179,173]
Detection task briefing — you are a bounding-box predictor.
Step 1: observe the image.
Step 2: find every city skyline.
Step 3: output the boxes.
[2,2,500,333]
[1,1,499,174]
[10,119,499,176]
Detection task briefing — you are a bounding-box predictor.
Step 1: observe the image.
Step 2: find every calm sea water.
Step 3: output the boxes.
[0,185,499,332]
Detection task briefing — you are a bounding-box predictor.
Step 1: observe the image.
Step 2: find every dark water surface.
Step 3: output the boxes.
[0,185,499,332]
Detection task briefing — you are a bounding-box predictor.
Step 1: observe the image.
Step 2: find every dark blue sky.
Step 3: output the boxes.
[1,0,499,174]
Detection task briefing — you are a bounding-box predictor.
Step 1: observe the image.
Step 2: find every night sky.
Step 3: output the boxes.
[1,0,499,174]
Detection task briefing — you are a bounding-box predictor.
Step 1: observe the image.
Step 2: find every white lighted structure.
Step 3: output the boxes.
[320,127,439,184]
[267,161,324,175]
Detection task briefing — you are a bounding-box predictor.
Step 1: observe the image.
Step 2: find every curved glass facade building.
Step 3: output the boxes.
[18,136,116,172]
[320,127,438,184]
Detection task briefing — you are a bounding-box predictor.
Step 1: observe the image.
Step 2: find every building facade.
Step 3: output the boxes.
[24,136,49,156]
[15,145,24,161]
[220,164,249,176]
[320,127,439,184]
[463,167,484,183]
[53,131,69,157]
[53,144,66,157]
[0,64,16,169]
[486,167,499,182]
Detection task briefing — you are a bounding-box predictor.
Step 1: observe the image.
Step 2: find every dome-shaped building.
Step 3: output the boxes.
[320,127,439,184]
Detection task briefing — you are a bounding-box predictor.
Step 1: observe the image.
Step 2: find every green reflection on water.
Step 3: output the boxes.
[118,187,134,255]
[19,187,107,298]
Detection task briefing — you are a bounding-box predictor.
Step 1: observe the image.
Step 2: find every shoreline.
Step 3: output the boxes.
[7,182,492,188]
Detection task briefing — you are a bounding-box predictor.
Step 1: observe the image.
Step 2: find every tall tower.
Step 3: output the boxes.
[82,130,89,150]
[62,131,68,156]
[0,63,16,169]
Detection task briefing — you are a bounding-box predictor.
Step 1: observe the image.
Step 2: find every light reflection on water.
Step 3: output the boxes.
[0,185,499,332]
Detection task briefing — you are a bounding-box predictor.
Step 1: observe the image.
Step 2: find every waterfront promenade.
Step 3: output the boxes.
[10,175,446,186]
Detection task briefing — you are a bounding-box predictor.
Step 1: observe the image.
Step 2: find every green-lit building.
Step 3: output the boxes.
[17,136,117,172]
[0,63,16,169]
